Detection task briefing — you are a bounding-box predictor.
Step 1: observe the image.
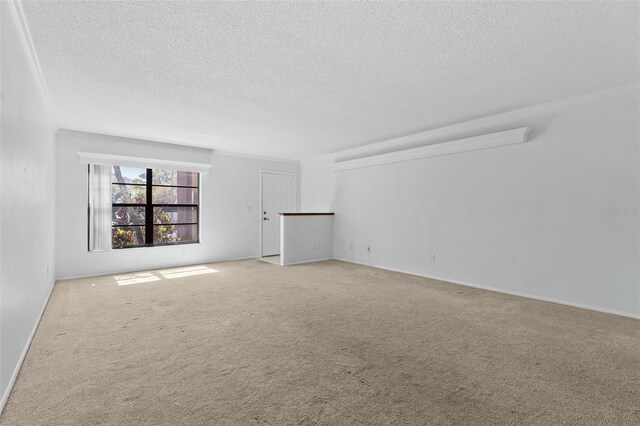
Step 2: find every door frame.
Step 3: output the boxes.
[259,170,297,257]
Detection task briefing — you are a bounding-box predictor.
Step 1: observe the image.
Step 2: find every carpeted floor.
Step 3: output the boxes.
[1,260,639,425]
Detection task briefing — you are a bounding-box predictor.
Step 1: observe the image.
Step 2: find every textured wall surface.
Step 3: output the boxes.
[20,1,640,159]
[302,88,640,317]
[1,1,57,409]
[281,215,334,265]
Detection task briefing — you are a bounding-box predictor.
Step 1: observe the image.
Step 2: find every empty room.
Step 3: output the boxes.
[1,0,639,424]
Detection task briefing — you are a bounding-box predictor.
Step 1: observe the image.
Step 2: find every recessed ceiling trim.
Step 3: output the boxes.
[334,84,638,162]
[333,127,531,172]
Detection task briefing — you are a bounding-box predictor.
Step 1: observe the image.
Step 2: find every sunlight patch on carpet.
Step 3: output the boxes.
[114,272,161,286]
[158,265,218,279]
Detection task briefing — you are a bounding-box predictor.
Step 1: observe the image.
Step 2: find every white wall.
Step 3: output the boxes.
[1,2,58,410]
[280,215,334,265]
[56,130,300,279]
[301,155,335,212]
[301,87,640,318]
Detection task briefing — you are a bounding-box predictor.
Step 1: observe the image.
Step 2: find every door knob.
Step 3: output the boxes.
[263,217,270,221]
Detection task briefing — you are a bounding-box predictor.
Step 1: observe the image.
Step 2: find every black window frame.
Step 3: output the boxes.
[106,167,200,249]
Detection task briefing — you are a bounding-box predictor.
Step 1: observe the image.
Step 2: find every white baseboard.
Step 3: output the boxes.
[0,279,56,415]
[281,257,333,266]
[334,258,640,320]
[55,256,259,281]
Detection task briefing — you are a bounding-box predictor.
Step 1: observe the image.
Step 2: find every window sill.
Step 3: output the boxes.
[89,242,201,253]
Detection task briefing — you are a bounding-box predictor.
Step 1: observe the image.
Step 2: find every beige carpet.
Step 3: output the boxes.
[2,260,639,425]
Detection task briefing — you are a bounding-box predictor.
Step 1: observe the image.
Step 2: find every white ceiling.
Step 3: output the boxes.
[21,1,640,160]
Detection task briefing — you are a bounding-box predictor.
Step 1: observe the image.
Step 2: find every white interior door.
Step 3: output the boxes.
[262,172,296,256]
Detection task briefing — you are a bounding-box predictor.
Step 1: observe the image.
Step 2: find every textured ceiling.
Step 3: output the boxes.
[21,1,640,160]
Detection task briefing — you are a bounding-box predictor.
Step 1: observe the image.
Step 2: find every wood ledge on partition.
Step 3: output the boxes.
[279,212,335,216]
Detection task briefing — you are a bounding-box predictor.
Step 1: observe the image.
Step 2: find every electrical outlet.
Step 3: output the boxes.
[430,254,436,263]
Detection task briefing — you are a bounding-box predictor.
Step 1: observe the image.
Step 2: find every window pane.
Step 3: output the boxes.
[153,224,198,244]
[153,206,197,224]
[112,226,145,248]
[112,206,145,226]
[152,170,198,187]
[113,184,146,204]
[112,166,146,184]
[152,187,198,204]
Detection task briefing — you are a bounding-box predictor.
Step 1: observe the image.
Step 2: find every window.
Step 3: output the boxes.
[111,166,199,248]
